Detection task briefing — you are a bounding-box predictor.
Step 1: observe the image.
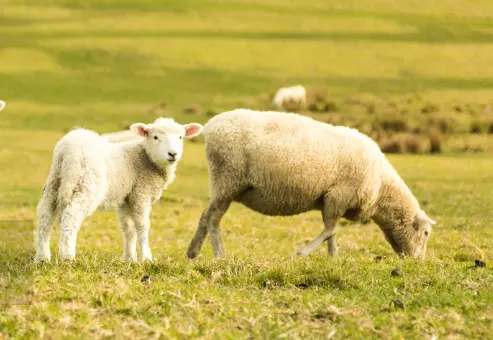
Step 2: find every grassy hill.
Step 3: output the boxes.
[1,1,492,338]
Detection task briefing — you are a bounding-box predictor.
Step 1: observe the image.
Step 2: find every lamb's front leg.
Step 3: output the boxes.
[117,206,137,262]
[132,205,153,261]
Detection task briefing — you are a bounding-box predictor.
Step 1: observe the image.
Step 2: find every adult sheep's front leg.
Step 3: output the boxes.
[132,205,153,261]
[296,196,342,256]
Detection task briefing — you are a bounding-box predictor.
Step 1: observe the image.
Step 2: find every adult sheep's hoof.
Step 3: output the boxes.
[295,249,310,256]
[185,248,200,259]
[185,252,197,260]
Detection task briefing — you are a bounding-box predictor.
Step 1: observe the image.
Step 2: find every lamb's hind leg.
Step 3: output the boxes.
[35,187,57,263]
[296,196,342,256]
[186,197,231,259]
[59,196,89,261]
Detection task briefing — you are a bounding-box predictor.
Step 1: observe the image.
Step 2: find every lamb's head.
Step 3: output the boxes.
[382,210,435,260]
[0,101,5,111]
[131,118,203,166]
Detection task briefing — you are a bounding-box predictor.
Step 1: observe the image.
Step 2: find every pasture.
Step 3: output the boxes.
[1,0,493,338]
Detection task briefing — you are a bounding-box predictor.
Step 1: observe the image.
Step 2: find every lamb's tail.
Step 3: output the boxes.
[37,153,63,218]
[56,147,89,209]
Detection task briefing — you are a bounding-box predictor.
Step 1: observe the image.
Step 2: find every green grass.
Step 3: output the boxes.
[1,0,493,338]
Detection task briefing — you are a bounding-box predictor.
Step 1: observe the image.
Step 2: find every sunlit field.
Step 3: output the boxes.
[1,0,492,338]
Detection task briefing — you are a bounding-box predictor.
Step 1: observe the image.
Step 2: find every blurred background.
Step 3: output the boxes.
[2,0,493,208]
[2,0,493,142]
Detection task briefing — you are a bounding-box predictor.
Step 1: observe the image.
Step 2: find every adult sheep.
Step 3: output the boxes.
[0,101,5,111]
[186,109,435,260]
[272,85,306,109]
[36,118,203,263]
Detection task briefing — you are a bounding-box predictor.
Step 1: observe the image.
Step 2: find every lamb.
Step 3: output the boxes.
[272,85,306,109]
[186,109,435,260]
[0,101,5,111]
[35,118,203,263]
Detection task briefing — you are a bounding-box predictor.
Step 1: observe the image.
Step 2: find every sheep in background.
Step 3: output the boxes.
[0,101,5,111]
[36,118,203,263]
[272,85,306,110]
[186,109,435,260]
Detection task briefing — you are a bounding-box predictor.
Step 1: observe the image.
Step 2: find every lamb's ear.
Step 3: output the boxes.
[130,123,150,137]
[0,101,5,111]
[184,123,203,138]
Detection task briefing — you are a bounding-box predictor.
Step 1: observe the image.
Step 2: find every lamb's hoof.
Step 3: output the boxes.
[58,253,76,262]
[34,256,50,264]
[122,255,137,263]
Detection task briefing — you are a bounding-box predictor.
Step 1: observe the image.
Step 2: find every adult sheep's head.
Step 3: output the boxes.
[131,118,203,166]
[382,210,435,260]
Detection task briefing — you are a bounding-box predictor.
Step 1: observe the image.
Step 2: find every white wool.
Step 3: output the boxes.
[186,109,434,260]
[102,130,142,143]
[0,101,5,111]
[272,85,306,109]
[35,117,203,262]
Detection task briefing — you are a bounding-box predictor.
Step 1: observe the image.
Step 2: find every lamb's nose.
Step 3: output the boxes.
[168,151,177,158]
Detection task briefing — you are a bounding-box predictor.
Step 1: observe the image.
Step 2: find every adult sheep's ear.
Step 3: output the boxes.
[414,210,436,229]
[0,101,5,111]
[130,123,150,137]
[184,123,203,138]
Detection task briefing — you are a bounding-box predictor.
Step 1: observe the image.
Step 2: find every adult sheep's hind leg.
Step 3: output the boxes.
[186,198,231,259]
[208,199,231,258]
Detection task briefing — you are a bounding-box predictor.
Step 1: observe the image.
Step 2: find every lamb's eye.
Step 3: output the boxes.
[424,231,429,237]
[153,136,158,140]
[180,136,183,139]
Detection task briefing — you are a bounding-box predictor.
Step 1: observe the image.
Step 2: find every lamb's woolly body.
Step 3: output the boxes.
[187,109,432,259]
[102,129,143,143]
[0,101,5,111]
[50,129,175,212]
[36,118,203,262]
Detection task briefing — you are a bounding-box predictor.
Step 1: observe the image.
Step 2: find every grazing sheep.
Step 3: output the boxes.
[0,101,5,111]
[35,118,203,262]
[186,109,435,260]
[272,85,306,109]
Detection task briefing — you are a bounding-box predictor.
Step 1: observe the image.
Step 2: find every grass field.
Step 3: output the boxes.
[1,0,493,338]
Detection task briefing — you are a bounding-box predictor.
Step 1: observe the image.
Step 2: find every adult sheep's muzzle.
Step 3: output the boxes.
[383,229,428,260]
